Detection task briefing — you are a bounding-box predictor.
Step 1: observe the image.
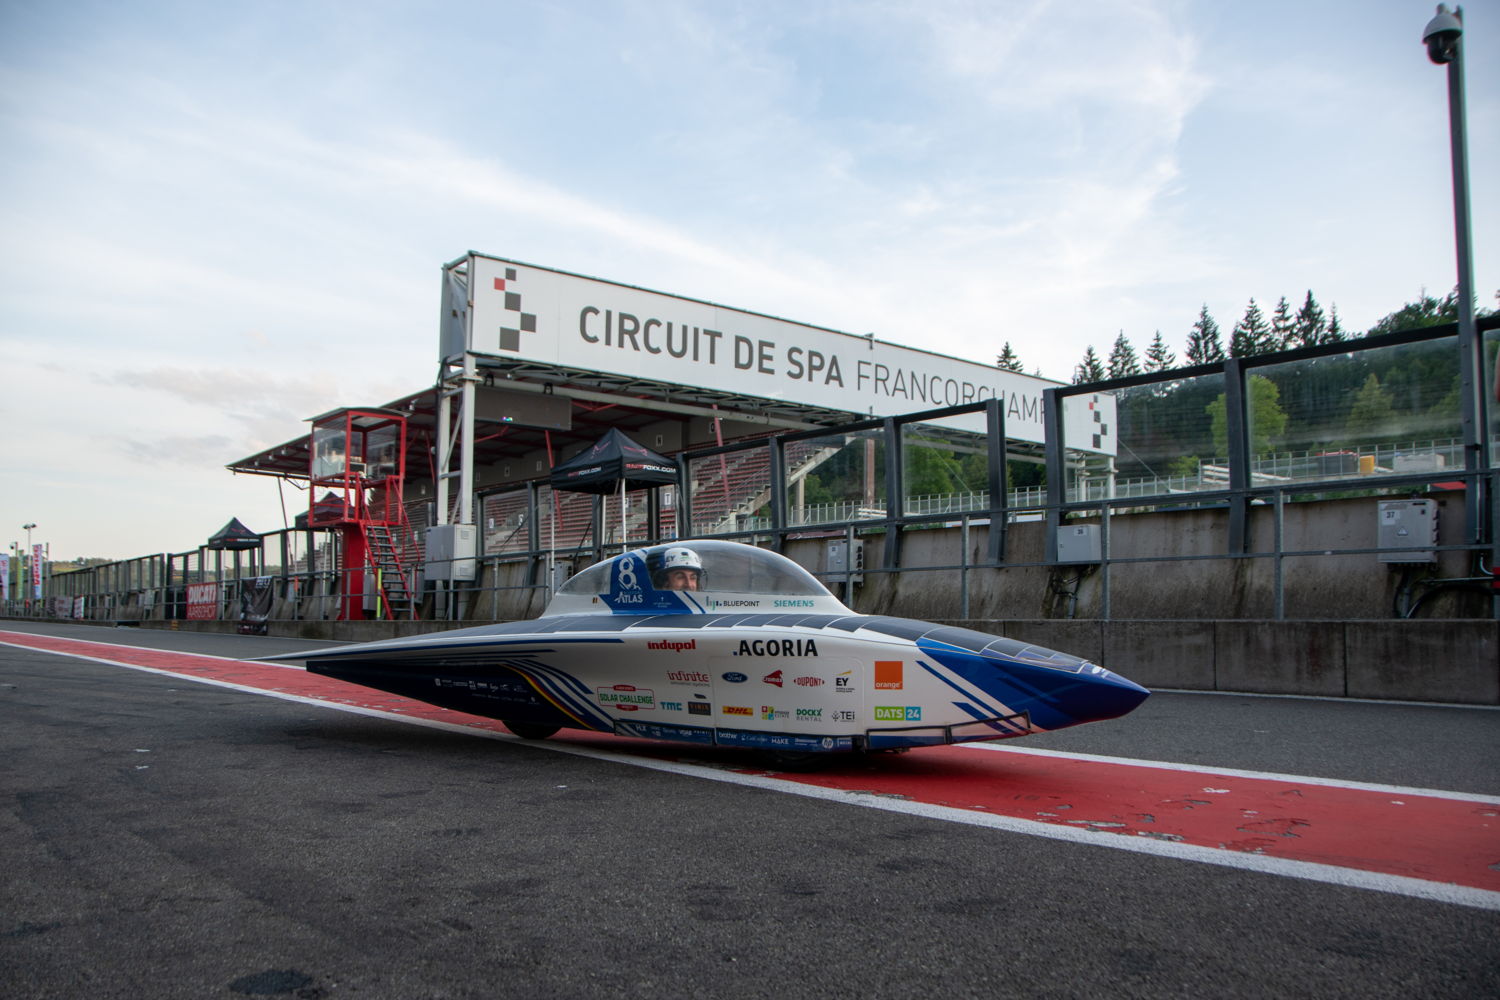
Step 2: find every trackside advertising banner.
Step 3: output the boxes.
[447,254,1113,452]
[186,582,219,620]
[238,577,273,635]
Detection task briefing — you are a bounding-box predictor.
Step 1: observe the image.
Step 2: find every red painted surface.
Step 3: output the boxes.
[4,629,1496,893]
[775,747,1499,892]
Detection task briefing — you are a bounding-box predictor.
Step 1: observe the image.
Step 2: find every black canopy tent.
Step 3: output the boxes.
[206,517,260,551]
[547,427,677,494]
[547,428,678,573]
[204,517,262,582]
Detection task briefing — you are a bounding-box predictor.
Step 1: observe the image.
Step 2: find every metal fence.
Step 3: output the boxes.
[12,316,1497,623]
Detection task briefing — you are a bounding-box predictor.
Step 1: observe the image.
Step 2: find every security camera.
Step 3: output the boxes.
[1423,4,1463,65]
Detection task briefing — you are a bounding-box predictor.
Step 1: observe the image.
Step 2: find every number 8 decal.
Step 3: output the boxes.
[617,558,639,591]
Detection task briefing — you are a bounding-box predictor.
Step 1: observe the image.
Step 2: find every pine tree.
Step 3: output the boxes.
[1074,346,1106,384]
[1144,330,1176,372]
[1107,331,1141,378]
[1347,373,1396,441]
[995,342,1024,372]
[1270,296,1295,350]
[1184,305,1224,364]
[1229,298,1272,357]
[1326,304,1345,342]
[1292,290,1327,347]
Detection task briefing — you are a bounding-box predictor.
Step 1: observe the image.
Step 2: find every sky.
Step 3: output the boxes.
[1,0,1495,563]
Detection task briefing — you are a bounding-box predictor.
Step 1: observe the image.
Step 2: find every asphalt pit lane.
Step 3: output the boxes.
[228,969,314,995]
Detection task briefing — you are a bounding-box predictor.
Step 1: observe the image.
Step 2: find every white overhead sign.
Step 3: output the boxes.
[442,252,1108,450]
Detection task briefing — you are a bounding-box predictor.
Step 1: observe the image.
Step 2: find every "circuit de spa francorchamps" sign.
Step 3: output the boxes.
[441,252,1113,452]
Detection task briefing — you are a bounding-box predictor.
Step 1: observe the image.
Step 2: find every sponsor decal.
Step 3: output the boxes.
[713,730,857,752]
[835,670,856,693]
[648,639,697,653]
[774,599,816,608]
[434,677,538,703]
[792,676,823,687]
[721,671,748,683]
[722,705,753,717]
[667,669,711,684]
[761,706,789,721]
[688,701,712,716]
[763,670,784,687]
[710,599,761,609]
[734,639,819,657]
[874,660,904,690]
[613,721,716,746]
[794,707,822,721]
[597,684,655,711]
[831,710,856,722]
[874,706,923,722]
[660,701,684,712]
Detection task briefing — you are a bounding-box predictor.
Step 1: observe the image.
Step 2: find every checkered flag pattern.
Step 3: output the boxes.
[491,268,536,352]
[1088,396,1110,450]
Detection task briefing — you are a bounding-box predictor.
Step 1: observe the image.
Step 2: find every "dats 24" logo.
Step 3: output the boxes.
[873,706,922,722]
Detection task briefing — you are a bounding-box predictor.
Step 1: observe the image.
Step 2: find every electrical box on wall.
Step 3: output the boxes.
[425,523,477,580]
[1377,500,1437,563]
[1056,524,1101,564]
[826,539,864,584]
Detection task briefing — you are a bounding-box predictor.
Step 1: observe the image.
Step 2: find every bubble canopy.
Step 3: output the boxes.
[559,540,832,597]
[543,540,851,617]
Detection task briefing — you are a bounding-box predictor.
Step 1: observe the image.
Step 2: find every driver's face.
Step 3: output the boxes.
[664,568,699,591]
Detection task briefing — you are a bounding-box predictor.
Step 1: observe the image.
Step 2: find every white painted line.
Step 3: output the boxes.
[1150,687,1500,711]
[959,742,1500,805]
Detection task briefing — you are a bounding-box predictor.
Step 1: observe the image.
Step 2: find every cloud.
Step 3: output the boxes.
[4,0,1493,563]
[100,367,337,411]
[120,434,238,467]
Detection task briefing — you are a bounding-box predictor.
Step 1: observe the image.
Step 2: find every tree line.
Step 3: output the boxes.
[989,287,1495,384]
[775,287,1495,510]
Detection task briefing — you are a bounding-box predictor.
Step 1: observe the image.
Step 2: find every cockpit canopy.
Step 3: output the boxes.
[543,539,850,617]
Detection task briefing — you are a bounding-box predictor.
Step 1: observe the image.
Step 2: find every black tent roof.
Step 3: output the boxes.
[548,428,678,495]
[206,517,261,550]
[292,493,343,530]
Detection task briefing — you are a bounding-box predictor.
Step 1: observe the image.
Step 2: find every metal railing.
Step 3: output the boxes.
[12,317,1496,623]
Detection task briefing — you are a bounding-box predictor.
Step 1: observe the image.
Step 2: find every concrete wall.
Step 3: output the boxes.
[932,619,1498,705]
[788,491,1488,622]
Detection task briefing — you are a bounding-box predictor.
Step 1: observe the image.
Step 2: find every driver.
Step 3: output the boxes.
[655,546,703,591]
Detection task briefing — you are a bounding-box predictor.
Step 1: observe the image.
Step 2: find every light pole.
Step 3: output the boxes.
[1422,6,1487,532]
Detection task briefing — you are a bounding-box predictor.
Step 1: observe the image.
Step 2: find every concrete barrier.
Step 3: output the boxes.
[936,619,1498,705]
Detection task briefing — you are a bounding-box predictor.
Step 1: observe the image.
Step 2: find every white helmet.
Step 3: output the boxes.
[660,547,702,573]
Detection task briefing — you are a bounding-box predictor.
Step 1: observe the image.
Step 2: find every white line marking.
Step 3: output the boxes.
[6,636,1499,913]
[959,743,1500,805]
[1150,687,1500,711]
[0,631,307,668]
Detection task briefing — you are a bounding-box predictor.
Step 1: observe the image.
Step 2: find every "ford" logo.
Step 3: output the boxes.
[721,672,747,683]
